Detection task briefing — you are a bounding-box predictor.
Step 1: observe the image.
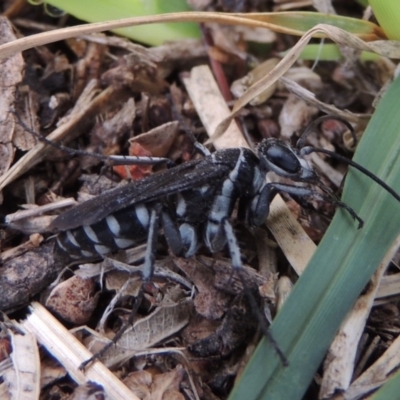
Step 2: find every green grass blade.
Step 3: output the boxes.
[244,11,384,38]
[229,76,400,400]
[43,0,200,45]
[369,0,400,40]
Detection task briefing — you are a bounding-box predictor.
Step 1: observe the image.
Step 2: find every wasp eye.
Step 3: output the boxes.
[265,144,300,174]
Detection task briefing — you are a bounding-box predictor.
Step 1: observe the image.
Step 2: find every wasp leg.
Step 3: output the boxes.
[222,218,289,366]
[251,182,364,228]
[80,208,160,370]
[248,185,278,227]
[193,141,211,157]
[161,209,183,256]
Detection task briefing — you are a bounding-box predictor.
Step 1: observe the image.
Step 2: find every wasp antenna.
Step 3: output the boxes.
[11,108,170,167]
[11,108,110,161]
[168,91,211,157]
[296,115,357,150]
[302,147,400,203]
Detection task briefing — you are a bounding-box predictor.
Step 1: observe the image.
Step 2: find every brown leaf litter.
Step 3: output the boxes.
[1,1,400,399]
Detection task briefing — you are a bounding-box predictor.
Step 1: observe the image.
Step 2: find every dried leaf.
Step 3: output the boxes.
[86,298,194,368]
[123,370,152,399]
[123,366,185,400]
[279,93,319,138]
[151,366,185,400]
[105,270,141,296]
[1,326,40,400]
[130,121,179,158]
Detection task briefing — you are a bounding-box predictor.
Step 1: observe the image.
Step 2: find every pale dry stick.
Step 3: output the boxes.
[5,197,76,223]
[182,66,247,150]
[21,302,139,400]
[183,65,316,277]
[6,215,55,235]
[375,272,400,299]
[0,12,384,61]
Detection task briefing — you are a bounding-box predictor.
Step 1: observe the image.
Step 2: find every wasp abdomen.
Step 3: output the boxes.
[55,203,151,259]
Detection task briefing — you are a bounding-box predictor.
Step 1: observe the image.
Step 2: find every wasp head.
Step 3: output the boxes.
[257,138,318,183]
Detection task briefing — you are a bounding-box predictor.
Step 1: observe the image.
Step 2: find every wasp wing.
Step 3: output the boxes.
[49,158,230,231]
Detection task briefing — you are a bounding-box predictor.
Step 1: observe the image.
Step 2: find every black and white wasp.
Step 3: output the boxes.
[51,116,400,266]
[38,115,400,364]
